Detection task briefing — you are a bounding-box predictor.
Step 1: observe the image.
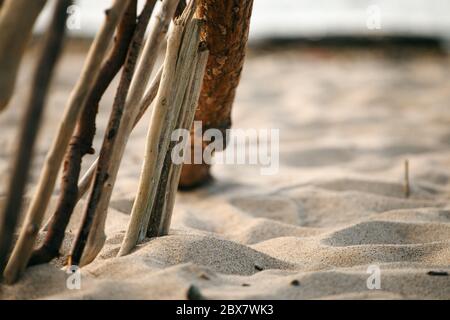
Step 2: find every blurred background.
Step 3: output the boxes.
[34,0,450,44]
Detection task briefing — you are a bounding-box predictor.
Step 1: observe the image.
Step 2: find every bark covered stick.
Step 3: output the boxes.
[179,0,254,188]
[118,3,200,256]
[0,0,71,276]
[76,66,163,202]
[71,0,181,266]
[3,0,132,284]
[159,49,209,236]
[68,0,158,267]
[0,0,47,112]
[29,0,140,267]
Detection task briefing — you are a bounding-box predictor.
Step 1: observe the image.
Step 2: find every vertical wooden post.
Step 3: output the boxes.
[179,0,254,188]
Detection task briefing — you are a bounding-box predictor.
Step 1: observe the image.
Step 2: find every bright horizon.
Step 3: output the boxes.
[34,0,450,41]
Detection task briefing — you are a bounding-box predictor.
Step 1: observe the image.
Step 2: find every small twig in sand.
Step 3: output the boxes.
[0,0,47,111]
[0,0,71,276]
[404,159,410,198]
[70,0,181,267]
[4,0,132,284]
[29,1,140,267]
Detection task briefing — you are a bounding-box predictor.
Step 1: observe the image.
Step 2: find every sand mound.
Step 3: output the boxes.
[1,47,450,299]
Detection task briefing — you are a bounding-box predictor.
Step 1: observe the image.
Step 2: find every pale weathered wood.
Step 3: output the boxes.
[0,0,47,111]
[29,0,139,267]
[76,0,181,266]
[40,66,163,233]
[118,3,200,256]
[3,0,132,284]
[0,0,71,275]
[159,49,209,236]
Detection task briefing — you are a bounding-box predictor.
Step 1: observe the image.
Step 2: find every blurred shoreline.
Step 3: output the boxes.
[33,0,450,43]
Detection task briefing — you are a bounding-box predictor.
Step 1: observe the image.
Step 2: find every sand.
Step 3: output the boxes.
[0,42,449,299]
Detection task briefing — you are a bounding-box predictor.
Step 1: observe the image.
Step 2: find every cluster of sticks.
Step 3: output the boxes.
[0,0,253,285]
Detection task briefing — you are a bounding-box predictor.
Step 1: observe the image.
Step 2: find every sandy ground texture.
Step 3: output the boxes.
[1,42,450,299]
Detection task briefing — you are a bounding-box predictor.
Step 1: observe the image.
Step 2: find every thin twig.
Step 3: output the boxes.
[0,0,71,277]
[0,0,47,111]
[3,0,132,284]
[29,0,139,267]
[404,159,410,198]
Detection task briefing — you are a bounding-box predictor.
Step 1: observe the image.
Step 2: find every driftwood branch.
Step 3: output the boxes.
[68,0,159,267]
[3,0,132,284]
[118,2,201,256]
[0,0,47,111]
[179,0,254,188]
[76,0,181,266]
[29,0,140,266]
[41,1,185,236]
[159,48,209,236]
[0,0,71,276]
[40,65,163,233]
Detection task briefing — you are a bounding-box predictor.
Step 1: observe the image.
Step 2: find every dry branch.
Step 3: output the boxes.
[68,0,156,267]
[0,0,71,276]
[0,0,47,111]
[179,0,254,188]
[404,159,410,198]
[41,66,163,233]
[29,0,140,266]
[159,49,209,236]
[3,0,132,284]
[118,2,201,256]
[70,0,181,266]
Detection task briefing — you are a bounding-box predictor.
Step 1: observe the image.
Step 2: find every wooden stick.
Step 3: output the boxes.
[70,0,181,267]
[118,2,200,256]
[76,66,163,200]
[29,0,140,267]
[404,159,410,198]
[179,0,254,188]
[42,2,185,234]
[0,0,47,112]
[3,0,132,284]
[0,0,71,276]
[148,47,202,239]
[40,66,163,233]
[159,48,209,236]
[144,8,200,239]
[68,0,157,267]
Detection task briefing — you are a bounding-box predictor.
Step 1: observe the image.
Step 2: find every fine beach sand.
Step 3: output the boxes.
[1,41,450,299]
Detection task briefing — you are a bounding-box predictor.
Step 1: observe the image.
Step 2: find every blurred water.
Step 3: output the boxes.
[35,0,450,41]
